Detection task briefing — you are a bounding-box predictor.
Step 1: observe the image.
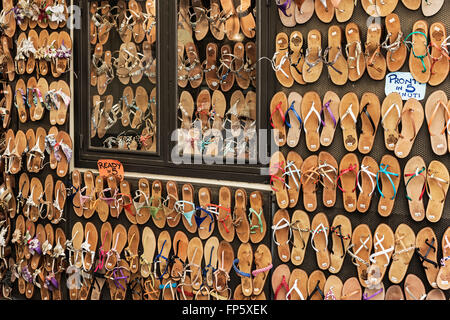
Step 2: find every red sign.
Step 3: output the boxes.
[97,159,124,181]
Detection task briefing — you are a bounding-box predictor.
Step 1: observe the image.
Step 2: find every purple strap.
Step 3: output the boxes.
[363,288,383,300]
[22,266,33,283]
[112,268,128,290]
[320,100,337,128]
[276,0,292,17]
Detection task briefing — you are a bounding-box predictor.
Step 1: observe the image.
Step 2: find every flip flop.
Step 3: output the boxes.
[337,152,359,212]
[155,231,171,280]
[404,274,427,300]
[270,91,288,147]
[286,268,308,300]
[294,0,314,24]
[220,0,240,40]
[318,151,338,208]
[381,92,403,151]
[134,178,151,225]
[290,210,310,266]
[425,90,448,155]
[274,33,293,88]
[339,92,359,151]
[26,30,38,74]
[34,78,47,121]
[181,184,197,234]
[54,130,72,177]
[269,151,289,209]
[82,222,98,272]
[377,154,401,217]
[191,0,209,41]
[437,228,450,290]
[301,91,322,151]
[289,32,306,85]
[406,20,431,83]
[105,224,127,271]
[324,275,343,300]
[285,92,303,148]
[320,91,340,147]
[185,41,203,88]
[1,36,15,81]
[215,240,234,297]
[307,270,326,300]
[129,0,145,43]
[341,277,362,300]
[426,160,449,223]
[271,264,290,300]
[204,43,220,91]
[385,285,404,300]
[55,31,71,74]
[95,175,109,222]
[151,180,166,228]
[245,42,257,87]
[394,98,424,158]
[1,0,16,38]
[416,227,439,288]
[345,23,366,82]
[9,130,26,175]
[325,25,348,85]
[284,151,303,208]
[82,171,96,219]
[252,244,272,297]
[403,156,427,221]
[301,155,319,212]
[104,176,121,219]
[401,0,420,9]
[426,288,446,300]
[236,0,255,39]
[335,0,355,22]
[1,84,13,129]
[197,187,215,240]
[358,92,380,154]
[165,181,180,227]
[51,180,66,224]
[384,13,407,72]
[201,236,218,288]
[168,230,188,282]
[365,23,386,80]
[119,180,137,224]
[248,191,266,244]
[218,44,234,91]
[125,224,140,274]
[272,209,291,263]
[428,22,449,86]
[329,214,352,274]
[15,79,27,123]
[217,186,234,242]
[25,129,35,172]
[208,0,225,40]
[310,213,330,270]
[315,0,334,23]
[302,30,323,83]
[233,189,250,243]
[27,177,43,222]
[196,89,211,132]
[31,224,45,270]
[140,226,156,279]
[368,224,394,286]
[421,0,444,16]
[276,0,296,27]
[348,224,372,287]
[234,243,253,297]
[55,80,70,126]
[356,156,379,213]
[388,224,416,284]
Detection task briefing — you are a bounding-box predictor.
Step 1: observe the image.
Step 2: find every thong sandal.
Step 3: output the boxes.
[301,155,320,212]
[315,0,334,23]
[269,151,289,209]
[381,92,403,151]
[303,29,323,83]
[248,191,266,244]
[363,283,385,300]
[341,277,362,300]
[294,0,314,24]
[290,210,310,266]
[270,91,288,147]
[403,156,427,221]
[324,25,348,85]
[405,20,431,84]
[301,91,322,152]
[233,189,250,243]
[133,178,151,225]
[324,275,343,300]
[234,42,250,90]
[320,91,339,147]
[191,0,209,41]
[347,224,372,288]
[140,226,156,279]
[274,33,293,88]
[218,44,234,91]
[286,268,308,300]
[196,187,215,240]
[179,184,197,234]
[365,23,386,80]
[272,264,290,300]
[394,98,424,158]
[204,43,220,91]
[234,243,253,297]
[358,92,380,154]
[95,176,109,222]
[376,155,401,217]
[421,0,444,16]
[345,23,365,82]
[311,213,330,270]
[214,240,234,298]
[105,224,127,271]
[125,225,140,274]
[285,92,303,148]
[425,160,449,223]
[368,224,394,286]
[252,244,272,297]
[0,84,12,129]
[272,209,291,263]
[404,274,426,300]
[337,152,359,212]
[307,270,326,300]
[284,151,303,208]
[119,180,137,224]
[383,13,407,72]
[318,151,338,208]
[339,92,359,151]
[416,227,439,288]
[328,215,352,274]
[428,22,449,86]
[425,90,448,155]
[388,224,415,284]
[165,181,180,228]
[150,180,165,229]
[437,227,450,290]
[236,0,255,39]
[170,231,188,281]
[289,31,306,85]
[220,0,240,41]
[154,231,171,280]
[214,186,234,242]
[14,79,27,123]
[334,0,355,22]
[276,0,296,27]
[356,156,378,213]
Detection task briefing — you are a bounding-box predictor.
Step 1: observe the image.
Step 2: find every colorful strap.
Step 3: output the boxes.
[404,166,426,201]
[363,288,383,300]
[275,0,292,17]
[285,101,302,129]
[404,31,429,73]
[320,100,337,128]
[376,164,399,200]
[232,259,251,278]
[336,164,358,193]
[274,275,290,300]
[270,101,286,129]
[248,208,263,235]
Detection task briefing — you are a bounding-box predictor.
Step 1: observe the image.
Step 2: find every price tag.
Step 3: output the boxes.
[385,72,426,101]
[97,159,124,181]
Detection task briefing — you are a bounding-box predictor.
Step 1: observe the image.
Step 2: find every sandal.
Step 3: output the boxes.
[383,13,407,72]
[81,222,98,273]
[369,224,394,286]
[14,79,27,123]
[274,32,293,87]
[337,152,359,212]
[55,31,71,75]
[311,213,330,270]
[405,20,431,83]
[318,151,338,207]
[324,275,343,300]
[339,92,359,151]
[284,151,303,208]
[376,155,401,217]
[324,25,348,85]
[145,0,156,44]
[415,227,439,288]
[140,226,156,279]
[9,130,27,175]
[428,22,449,86]
[247,191,266,244]
[95,175,109,222]
[0,84,12,129]
[165,181,180,228]
[315,0,334,23]
[196,187,215,240]
[286,268,308,300]
[341,277,362,300]
[436,227,450,290]
[270,91,288,147]
[307,270,326,300]
[295,0,314,24]
[28,127,46,173]
[285,92,303,148]
[234,243,253,297]
[179,183,197,234]
[105,224,127,271]
[269,151,289,209]
[214,240,233,298]
[401,0,420,9]
[320,91,340,147]
[404,274,426,300]
[204,43,220,90]
[81,171,96,219]
[425,90,448,155]
[51,180,66,224]
[289,31,306,85]
[388,224,415,284]
[381,92,403,151]
[348,224,372,288]
[53,130,72,177]
[301,155,320,212]
[290,210,310,266]
[334,0,355,22]
[129,0,145,44]
[272,209,291,263]
[220,0,239,41]
[0,0,16,38]
[385,285,404,300]
[404,156,427,221]
[301,91,322,151]
[363,283,385,300]
[251,244,272,297]
[233,189,250,243]
[328,215,352,274]
[119,180,137,224]
[421,0,444,16]
[358,92,380,154]
[1,36,14,81]
[394,98,424,158]
[426,288,446,300]
[356,156,378,213]
[425,160,449,222]
[365,23,386,80]
[276,0,296,27]
[234,42,250,90]
[302,29,323,83]
[236,0,255,39]
[271,264,290,300]
[345,23,365,82]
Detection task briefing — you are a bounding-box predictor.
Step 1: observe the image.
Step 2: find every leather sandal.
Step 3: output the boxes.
[318,151,338,207]
[358,92,380,154]
[324,275,343,300]
[436,227,450,290]
[307,270,326,300]
[356,156,378,213]
[285,92,302,148]
[425,90,448,155]
[274,32,293,87]
[234,42,250,89]
[191,0,209,41]
[405,20,431,83]
[272,209,291,263]
[381,92,403,151]
[220,0,239,41]
[401,0,420,9]
[345,22,365,82]
[425,160,449,223]
[233,189,250,243]
[301,155,319,212]
[214,240,233,298]
[365,23,386,80]
[315,0,334,23]
[294,0,314,24]
[289,31,306,85]
[302,29,323,83]
[252,244,272,296]
[334,0,355,22]
[290,210,310,266]
[421,0,444,16]
[311,212,330,270]
[394,98,424,158]
[270,151,289,209]
[270,91,288,147]
[376,154,401,217]
[341,277,362,300]
[383,13,407,72]
[248,191,266,244]
[284,151,303,208]
[368,224,394,287]
[236,0,255,39]
[339,92,359,151]
[328,215,352,274]
[320,91,340,147]
[415,227,439,288]
[428,22,449,86]
[347,224,372,288]
[234,243,253,296]
[388,224,415,284]
[337,152,359,212]
[218,44,234,91]
[324,25,348,85]
[301,91,322,152]
[403,156,427,221]
[276,0,296,27]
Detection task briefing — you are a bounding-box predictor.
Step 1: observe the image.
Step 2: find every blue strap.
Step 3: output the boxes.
[202,245,217,279]
[232,258,251,278]
[159,282,177,289]
[154,240,169,279]
[376,164,399,200]
[178,200,196,226]
[284,101,302,129]
[194,207,214,232]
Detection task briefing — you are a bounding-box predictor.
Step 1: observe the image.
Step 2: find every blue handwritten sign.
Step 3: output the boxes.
[385,72,426,101]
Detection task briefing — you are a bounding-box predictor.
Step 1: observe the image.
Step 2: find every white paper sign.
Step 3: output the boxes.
[385,72,426,101]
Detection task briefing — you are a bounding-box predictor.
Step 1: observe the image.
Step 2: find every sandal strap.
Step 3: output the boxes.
[376,164,399,199]
[404,31,429,73]
[336,164,358,193]
[285,278,305,300]
[358,101,376,136]
[320,99,337,128]
[369,232,394,267]
[275,0,292,17]
[363,287,383,300]
[274,274,290,300]
[404,166,426,201]
[285,101,303,129]
[357,164,377,197]
[303,102,322,134]
[307,280,324,300]
[322,46,343,75]
[271,217,292,247]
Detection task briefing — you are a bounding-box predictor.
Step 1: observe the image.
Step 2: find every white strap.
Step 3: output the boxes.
[320,0,328,10]
[282,161,302,191]
[381,103,401,128]
[405,286,426,300]
[369,232,394,267]
[303,102,321,134]
[444,235,450,251]
[271,218,292,246]
[318,162,337,185]
[340,104,357,127]
[285,279,305,300]
[357,165,377,196]
[310,223,328,253]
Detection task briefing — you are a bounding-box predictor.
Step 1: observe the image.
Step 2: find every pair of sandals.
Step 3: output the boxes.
[178,0,256,42]
[15,30,72,77]
[277,0,356,26]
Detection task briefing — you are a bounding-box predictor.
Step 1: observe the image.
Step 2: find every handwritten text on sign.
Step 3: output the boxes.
[385,72,426,101]
[97,159,124,181]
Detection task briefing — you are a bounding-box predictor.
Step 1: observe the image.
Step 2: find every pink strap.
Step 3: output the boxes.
[252,264,273,277]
